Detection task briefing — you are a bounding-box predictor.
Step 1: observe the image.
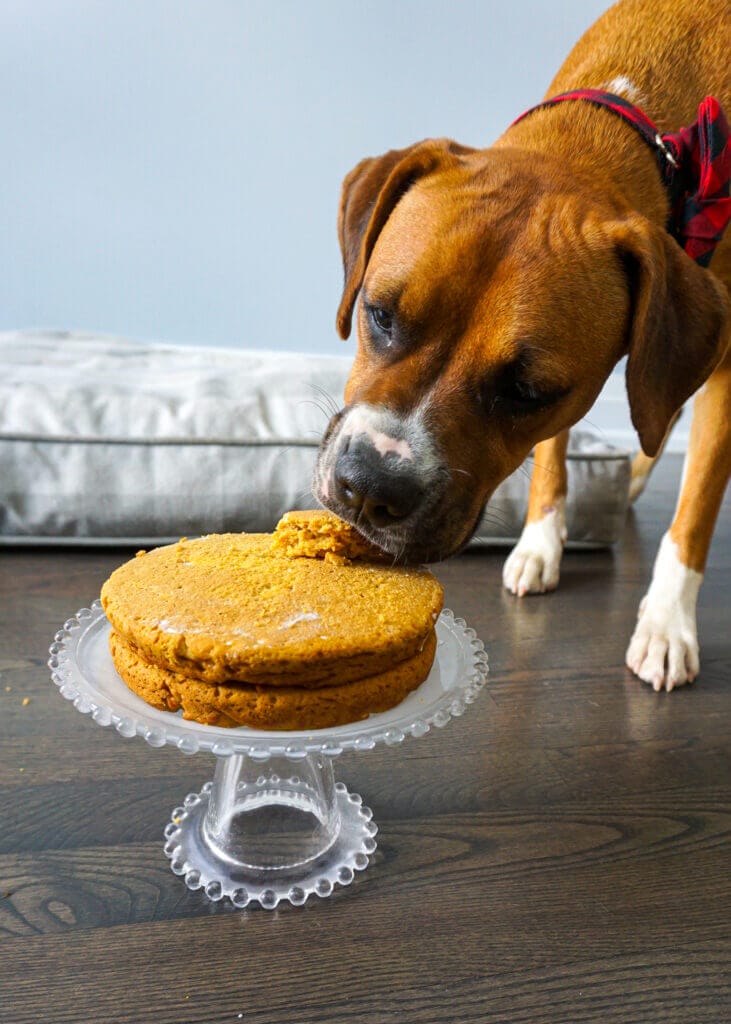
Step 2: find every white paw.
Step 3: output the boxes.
[625,533,702,692]
[503,501,566,596]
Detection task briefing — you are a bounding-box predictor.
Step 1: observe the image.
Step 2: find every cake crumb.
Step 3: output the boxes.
[272,509,387,564]
[22,697,30,706]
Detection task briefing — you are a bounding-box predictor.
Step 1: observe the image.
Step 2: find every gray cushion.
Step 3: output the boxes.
[0,330,630,547]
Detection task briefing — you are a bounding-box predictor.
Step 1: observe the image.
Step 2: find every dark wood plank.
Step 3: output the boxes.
[1,454,730,1023]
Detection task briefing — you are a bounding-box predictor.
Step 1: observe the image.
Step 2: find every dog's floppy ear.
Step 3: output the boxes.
[611,214,729,456]
[336,138,474,338]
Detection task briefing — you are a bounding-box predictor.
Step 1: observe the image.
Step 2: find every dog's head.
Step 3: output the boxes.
[314,138,729,562]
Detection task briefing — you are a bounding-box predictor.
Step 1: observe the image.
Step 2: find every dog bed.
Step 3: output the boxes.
[0,330,630,547]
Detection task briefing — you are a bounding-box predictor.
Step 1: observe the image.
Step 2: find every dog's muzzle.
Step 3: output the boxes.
[314,402,451,560]
[333,436,425,529]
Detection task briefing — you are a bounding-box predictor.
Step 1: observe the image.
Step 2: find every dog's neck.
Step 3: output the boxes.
[496,101,669,227]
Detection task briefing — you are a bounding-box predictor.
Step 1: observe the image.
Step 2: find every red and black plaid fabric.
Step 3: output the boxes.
[512,89,731,268]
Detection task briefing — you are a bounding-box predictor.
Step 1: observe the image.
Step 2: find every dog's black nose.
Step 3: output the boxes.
[334,445,423,529]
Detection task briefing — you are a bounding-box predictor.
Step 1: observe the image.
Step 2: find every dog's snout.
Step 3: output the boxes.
[315,402,447,556]
[334,445,423,529]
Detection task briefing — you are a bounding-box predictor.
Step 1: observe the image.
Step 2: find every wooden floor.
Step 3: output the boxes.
[1,454,729,1024]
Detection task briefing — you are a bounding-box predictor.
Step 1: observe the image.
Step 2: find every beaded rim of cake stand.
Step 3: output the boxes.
[48,600,489,760]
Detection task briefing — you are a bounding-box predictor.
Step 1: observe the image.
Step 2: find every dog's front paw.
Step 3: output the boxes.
[625,534,702,692]
[503,502,566,596]
[625,603,699,692]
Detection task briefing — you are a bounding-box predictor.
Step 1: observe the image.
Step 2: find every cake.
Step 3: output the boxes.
[100,512,443,730]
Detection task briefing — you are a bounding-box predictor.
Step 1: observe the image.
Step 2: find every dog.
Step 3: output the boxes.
[314,0,730,693]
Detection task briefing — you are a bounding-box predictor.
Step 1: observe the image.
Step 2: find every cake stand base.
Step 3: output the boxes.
[163,753,378,908]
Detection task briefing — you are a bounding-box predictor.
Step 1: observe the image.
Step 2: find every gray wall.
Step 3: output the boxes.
[0,0,610,354]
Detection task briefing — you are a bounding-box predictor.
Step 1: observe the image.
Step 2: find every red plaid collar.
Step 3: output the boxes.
[512,89,731,268]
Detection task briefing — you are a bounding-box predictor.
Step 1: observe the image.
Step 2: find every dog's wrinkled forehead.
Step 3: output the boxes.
[364,176,508,307]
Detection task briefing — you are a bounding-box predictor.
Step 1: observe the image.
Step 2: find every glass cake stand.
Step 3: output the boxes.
[48,601,488,909]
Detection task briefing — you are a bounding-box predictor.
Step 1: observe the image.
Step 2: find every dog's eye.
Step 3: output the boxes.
[368,305,393,336]
[502,379,548,411]
[491,374,568,417]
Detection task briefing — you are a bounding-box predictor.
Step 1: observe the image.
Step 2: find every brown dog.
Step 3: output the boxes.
[314,0,730,692]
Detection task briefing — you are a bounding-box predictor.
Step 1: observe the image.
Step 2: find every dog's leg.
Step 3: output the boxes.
[629,450,658,503]
[503,429,569,596]
[626,358,731,691]
[629,408,683,503]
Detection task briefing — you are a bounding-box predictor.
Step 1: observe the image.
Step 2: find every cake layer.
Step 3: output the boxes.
[110,628,437,730]
[101,532,442,687]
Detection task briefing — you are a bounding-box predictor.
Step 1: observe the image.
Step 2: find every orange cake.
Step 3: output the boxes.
[101,514,443,730]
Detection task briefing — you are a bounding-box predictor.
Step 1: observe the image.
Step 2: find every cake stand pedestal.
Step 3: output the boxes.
[49,603,488,909]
